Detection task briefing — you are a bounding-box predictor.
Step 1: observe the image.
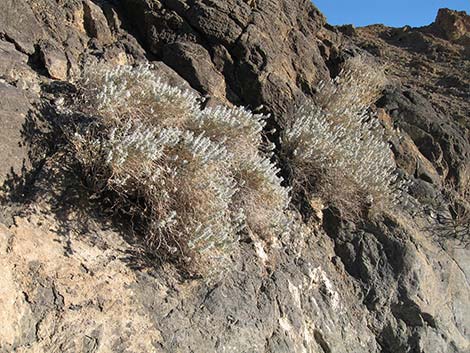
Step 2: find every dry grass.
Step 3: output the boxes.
[434,181,470,245]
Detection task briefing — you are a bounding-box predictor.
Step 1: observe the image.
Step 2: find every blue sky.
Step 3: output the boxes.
[313,0,470,27]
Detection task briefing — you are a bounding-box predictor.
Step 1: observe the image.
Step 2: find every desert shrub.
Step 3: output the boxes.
[428,181,470,246]
[282,57,406,218]
[186,105,266,154]
[66,64,290,274]
[185,105,291,237]
[76,64,199,128]
[234,152,291,238]
[446,184,470,245]
[314,55,387,118]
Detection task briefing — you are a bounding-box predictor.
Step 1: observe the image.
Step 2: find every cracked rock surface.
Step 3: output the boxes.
[0,1,469,352]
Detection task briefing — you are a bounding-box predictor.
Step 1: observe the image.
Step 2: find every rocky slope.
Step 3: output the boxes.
[343,8,470,190]
[0,1,468,352]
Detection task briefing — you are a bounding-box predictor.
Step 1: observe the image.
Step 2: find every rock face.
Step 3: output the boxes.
[0,1,469,353]
[433,8,470,43]
[119,0,335,114]
[348,9,470,190]
[0,83,33,186]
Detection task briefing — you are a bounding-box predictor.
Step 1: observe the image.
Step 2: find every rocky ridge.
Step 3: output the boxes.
[0,1,469,352]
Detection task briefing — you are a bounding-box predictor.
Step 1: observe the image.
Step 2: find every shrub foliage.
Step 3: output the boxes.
[64,58,407,274]
[67,64,290,273]
[282,57,406,218]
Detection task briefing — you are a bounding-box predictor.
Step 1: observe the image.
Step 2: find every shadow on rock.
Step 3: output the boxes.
[0,82,175,274]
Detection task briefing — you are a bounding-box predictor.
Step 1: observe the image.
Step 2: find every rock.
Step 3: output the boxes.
[324,211,470,352]
[2,197,467,352]
[162,41,226,98]
[0,40,28,72]
[408,178,439,204]
[0,223,12,254]
[351,10,470,191]
[415,155,441,185]
[378,109,442,185]
[39,41,69,80]
[433,8,470,42]
[392,131,442,185]
[0,216,162,352]
[120,0,333,115]
[0,0,44,54]
[0,1,469,352]
[377,87,469,188]
[151,61,197,91]
[337,24,356,36]
[0,209,380,353]
[0,83,32,186]
[0,40,37,85]
[83,0,114,45]
[352,18,470,188]
[100,46,129,66]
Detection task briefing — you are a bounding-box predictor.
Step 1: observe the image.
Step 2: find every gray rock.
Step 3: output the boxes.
[0,83,32,186]
[377,87,470,188]
[0,0,468,352]
[119,0,333,114]
[162,41,226,97]
[0,41,31,82]
[0,0,44,54]
[39,40,69,80]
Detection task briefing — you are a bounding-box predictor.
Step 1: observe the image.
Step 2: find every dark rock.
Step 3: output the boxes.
[119,0,333,115]
[326,213,469,352]
[408,178,439,205]
[0,83,32,186]
[162,41,226,97]
[433,8,470,42]
[337,24,356,36]
[377,87,469,186]
[151,61,198,91]
[0,0,44,54]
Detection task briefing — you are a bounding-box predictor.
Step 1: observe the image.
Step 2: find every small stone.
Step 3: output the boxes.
[39,41,68,80]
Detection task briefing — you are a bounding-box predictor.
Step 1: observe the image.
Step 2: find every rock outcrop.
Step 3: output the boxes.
[0,1,468,353]
[433,8,470,43]
[348,9,470,190]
